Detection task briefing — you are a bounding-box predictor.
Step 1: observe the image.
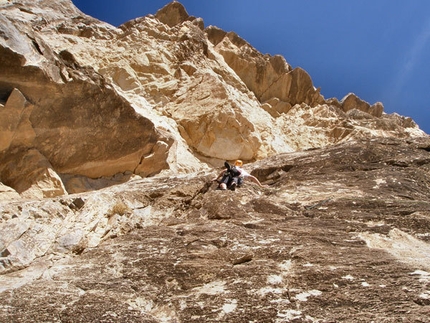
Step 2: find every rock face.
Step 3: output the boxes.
[206,26,324,108]
[1,137,430,322]
[0,0,427,199]
[0,1,176,197]
[0,2,430,321]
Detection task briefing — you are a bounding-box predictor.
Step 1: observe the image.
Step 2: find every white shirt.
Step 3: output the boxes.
[235,166,250,178]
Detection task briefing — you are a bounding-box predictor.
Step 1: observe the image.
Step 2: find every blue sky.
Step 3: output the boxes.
[72,0,430,134]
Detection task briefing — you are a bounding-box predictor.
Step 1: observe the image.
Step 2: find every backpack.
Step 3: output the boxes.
[224,161,241,177]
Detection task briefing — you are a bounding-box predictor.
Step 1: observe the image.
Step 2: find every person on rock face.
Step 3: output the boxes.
[213,159,266,190]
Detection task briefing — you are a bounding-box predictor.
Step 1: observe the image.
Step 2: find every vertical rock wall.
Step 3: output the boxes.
[0,0,426,199]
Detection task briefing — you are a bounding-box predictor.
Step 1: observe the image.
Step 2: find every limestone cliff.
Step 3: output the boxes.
[1,2,430,321]
[0,0,426,199]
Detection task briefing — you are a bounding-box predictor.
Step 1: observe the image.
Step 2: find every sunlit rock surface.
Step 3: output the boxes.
[0,1,429,321]
[0,0,426,198]
[1,137,430,322]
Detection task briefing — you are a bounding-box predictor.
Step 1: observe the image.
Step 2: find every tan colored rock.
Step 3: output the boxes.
[261,67,324,106]
[0,2,179,195]
[60,172,139,194]
[341,92,383,117]
[155,1,192,27]
[260,102,280,118]
[370,101,384,117]
[0,4,430,321]
[0,148,67,198]
[263,97,292,116]
[0,183,20,200]
[0,88,35,153]
[0,0,426,199]
[1,137,430,321]
[166,71,262,160]
[208,26,324,107]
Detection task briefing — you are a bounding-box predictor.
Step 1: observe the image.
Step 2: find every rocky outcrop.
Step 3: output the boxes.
[1,137,429,322]
[0,88,35,152]
[207,26,324,108]
[0,0,427,200]
[1,148,67,198]
[155,0,194,27]
[0,0,179,197]
[341,92,384,117]
[1,2,429,321]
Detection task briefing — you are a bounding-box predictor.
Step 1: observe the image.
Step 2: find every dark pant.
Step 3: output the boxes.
[231,176,243,186]
[220,174,243,188]
[220,174,232,186]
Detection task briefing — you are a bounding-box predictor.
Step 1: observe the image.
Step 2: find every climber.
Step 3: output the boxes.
[213,159,266,190]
